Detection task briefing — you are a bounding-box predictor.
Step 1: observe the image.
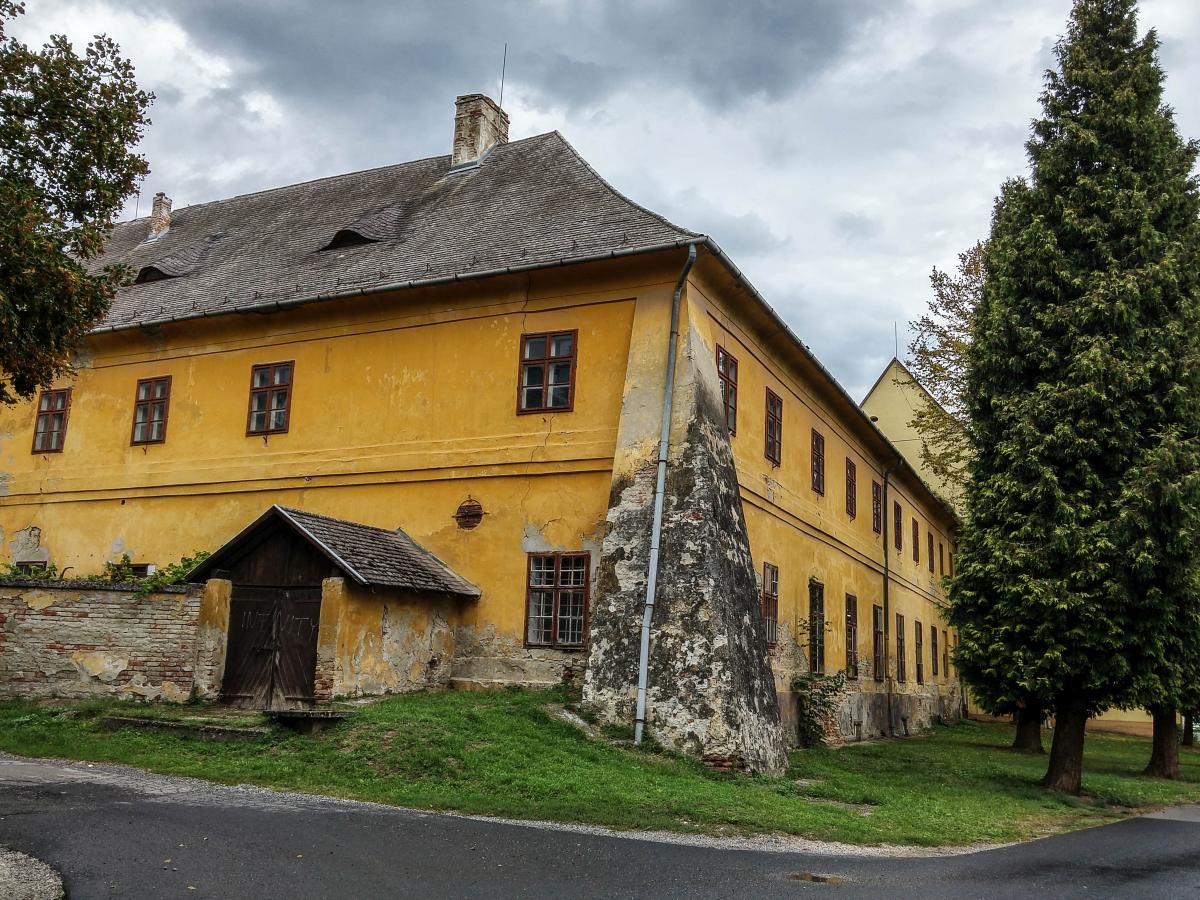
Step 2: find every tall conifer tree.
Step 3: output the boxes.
[950,0,1200,794]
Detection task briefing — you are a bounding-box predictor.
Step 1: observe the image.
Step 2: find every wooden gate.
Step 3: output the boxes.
[222,586,322,710]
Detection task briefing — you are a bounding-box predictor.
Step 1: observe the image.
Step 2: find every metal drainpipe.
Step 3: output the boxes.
[634,241,699,746]
[881,458,901,738]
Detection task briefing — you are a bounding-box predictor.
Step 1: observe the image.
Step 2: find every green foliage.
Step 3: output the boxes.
[1,561,57,580]
[134,550,210,595]
[1,549,209,593]
[952,0,1200,726]
[906,242,983,501]
[0,694,1197,847]
[0,1,152,404]
[101,553,135,582]
[791,671,848,748]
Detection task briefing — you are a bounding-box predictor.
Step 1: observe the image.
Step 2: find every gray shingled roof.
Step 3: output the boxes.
[91,131,696,331]
[189,505,481,598]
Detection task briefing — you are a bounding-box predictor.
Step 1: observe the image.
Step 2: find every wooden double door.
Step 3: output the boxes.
[222,586,322,710]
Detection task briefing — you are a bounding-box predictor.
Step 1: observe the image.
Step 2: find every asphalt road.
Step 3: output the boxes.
[1,754,1198,899]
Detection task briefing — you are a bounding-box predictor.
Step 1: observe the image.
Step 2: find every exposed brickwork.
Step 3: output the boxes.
[0,581,204,702]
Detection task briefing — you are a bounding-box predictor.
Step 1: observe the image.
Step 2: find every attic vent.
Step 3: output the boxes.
[322,229,377,251]
[134,266,173,284]
[454,499,485,530]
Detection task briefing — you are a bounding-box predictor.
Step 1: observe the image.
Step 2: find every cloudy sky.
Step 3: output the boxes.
[14,1,1200,398]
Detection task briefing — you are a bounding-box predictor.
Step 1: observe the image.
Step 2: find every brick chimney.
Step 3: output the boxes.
[451,94,509,168]
[146,192,172,242]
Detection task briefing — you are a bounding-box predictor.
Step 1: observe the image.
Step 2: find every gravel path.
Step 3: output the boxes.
[0,847,64,900]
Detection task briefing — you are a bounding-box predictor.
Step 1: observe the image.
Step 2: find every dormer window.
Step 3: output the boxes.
[321,229,377,251]
[134,266,173,284]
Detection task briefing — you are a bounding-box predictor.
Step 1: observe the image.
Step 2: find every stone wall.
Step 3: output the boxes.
[583,298,788,774]
[0,580,206,702]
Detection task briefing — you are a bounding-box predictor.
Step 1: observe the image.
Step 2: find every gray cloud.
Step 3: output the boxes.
[15,0,1200,398]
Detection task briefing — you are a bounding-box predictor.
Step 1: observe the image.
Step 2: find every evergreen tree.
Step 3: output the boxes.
[950,0,1200,794]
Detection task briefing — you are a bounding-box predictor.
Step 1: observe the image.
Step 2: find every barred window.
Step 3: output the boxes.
[764,389,782,465]
[845,459,857,519]
[761,562,779,646]
[872,481,882,534]
[519,331,576,413]
[525,553,589,648]
[872,604,885,682]
[717,346,738,434]
[915,619,924,684]
[811,429,825,495]
[931,625,939,677]
[896,613,907,682]
[132,376,171,445]
[845,594,859,679]
[247,362,293,435]
[32,388,71,453]
[809,580,825,675]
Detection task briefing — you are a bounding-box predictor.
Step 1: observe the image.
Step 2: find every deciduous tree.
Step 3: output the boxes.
[0,1,151,405]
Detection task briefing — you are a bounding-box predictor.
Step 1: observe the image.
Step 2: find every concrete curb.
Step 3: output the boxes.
[0,848,64,900]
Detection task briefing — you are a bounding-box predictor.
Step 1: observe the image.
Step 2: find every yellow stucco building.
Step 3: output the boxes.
[0,95,961,767]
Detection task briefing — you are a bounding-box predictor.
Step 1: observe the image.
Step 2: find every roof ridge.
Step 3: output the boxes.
[548,131,700,239]
[119,132,562,227]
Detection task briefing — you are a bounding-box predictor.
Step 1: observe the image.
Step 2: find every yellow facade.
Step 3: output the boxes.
[1,246,959,735]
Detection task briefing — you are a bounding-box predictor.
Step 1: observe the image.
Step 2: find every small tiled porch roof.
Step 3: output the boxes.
[188,505,481,599]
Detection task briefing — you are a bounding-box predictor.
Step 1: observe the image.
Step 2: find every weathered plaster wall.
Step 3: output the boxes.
[322,578,460,698]
[0,580,204,701]
[584,281,789,774]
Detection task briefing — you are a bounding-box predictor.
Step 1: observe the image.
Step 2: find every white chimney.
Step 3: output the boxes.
[451,94,509,168]
[146,192,172,242]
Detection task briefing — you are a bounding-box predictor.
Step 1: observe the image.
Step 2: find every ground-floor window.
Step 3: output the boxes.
[915,619,924,684]
[845,594,858,678]
[809,580,825,675]
[931,625,939,677]
[872,604,884,682]
[761,562,779,646]
[896,613,907,682]
[525,553,589,648]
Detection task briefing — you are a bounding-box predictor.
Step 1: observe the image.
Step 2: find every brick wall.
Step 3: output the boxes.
[0,580,205,702]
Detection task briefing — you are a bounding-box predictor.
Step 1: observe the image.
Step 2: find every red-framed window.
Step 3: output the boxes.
[927,532,935,573]
[893,501,903,551]
[845,458,857,519]
[32,388,71,453]
[247,362,294,435]
[809,580,825,675]
[518,331,577,413]
[761,562,779,646]
[716,346,738,434]
[872,481,882,534]
[525,552,589,648]
[131,376,171,445]
[896,613,907,682]
[915,620,924,684]
[845,594,859,678]
[872,604,885,682]
[764,389,782,465]
[811,429,825,495]
[931,625,939,677]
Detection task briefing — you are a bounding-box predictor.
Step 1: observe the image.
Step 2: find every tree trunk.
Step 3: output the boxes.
[1011,701,1045,754]
[1144,706,1180,779]
[1043,697,1088,794]
[1184,713,1194,748]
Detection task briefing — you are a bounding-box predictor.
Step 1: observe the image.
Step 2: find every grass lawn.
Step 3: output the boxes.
[1,688,1197,847]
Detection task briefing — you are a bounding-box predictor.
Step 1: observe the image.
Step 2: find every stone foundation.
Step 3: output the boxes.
[449,623,586,690]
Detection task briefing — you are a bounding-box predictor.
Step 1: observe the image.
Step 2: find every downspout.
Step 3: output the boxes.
[881,457,901,738]
[634,240,699,746]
